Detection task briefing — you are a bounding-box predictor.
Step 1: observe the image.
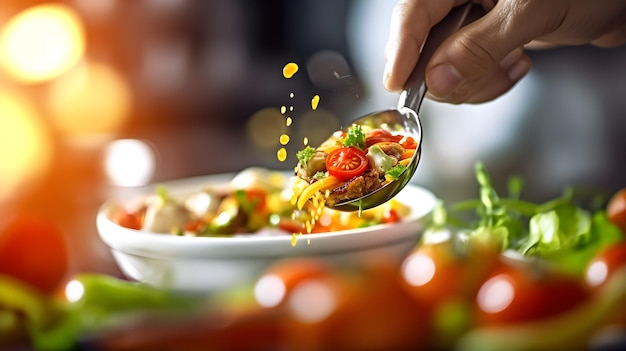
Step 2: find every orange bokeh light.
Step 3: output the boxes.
[46,61,132,142]
[0,89,54,202]
[0,3,85,84]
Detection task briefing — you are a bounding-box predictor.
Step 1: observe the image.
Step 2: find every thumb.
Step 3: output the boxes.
[425,1,538,103]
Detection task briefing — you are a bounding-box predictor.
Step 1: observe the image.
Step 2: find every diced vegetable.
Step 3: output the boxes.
[366,145,397,173]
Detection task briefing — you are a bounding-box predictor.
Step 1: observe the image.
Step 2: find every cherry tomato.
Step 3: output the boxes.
[315,262,432,350]
[0,215,69,294]
[607,188,626,233]
[400,238,500,308]
[584,240,626,289]
[325,147,368,181]
[365,129,403,147]
[474,259,590,326]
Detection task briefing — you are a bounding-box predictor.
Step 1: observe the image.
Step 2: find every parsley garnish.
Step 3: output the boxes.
[313,171,328,180]
[296,146,316,165]
[342,124,366,149]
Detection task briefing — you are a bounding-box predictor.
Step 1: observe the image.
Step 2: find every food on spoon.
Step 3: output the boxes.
[293,124,418,209]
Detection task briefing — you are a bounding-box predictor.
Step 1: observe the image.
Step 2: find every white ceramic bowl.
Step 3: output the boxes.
[97,173,437,293]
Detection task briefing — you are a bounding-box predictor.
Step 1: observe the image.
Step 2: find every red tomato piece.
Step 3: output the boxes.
[383,209,401,224]
[0,215,69,294]
[257,258,433,350]
[400,239,499,309]
[399,136,418,150]
[115,210,143,230]
[607,188,626,233]
[184,219,208,234]
[474,260,590,326]
[326,147,368,181]
[365,129,403,147]
[584,240,626,289]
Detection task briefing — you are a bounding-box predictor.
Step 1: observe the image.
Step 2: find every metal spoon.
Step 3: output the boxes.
[327,3,483,212]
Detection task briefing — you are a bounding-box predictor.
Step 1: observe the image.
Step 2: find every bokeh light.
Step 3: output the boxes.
[0,4,85,84]
[64,279,85,303]
[254,274,286,308]
[585,260,608,287]
[401,252,436,287]
[246,108,287,150]
[476,274,515,314]
[46,61,132,141]
[288,280,337,323]
[295,109,339,148]
[104,139,156,186]
[0,89,54,202]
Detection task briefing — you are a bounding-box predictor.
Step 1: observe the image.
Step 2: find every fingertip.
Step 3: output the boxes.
[506,57,531,83]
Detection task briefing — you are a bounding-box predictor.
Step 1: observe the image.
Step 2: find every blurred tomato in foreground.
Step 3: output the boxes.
[400,237,499,308]
[254,257,433,350]
[0,215,69,294]
[585,241,626,289]
[584,240,626,326]
[607,188,626,234]
[474,258,590,326]
[99,257,433,351]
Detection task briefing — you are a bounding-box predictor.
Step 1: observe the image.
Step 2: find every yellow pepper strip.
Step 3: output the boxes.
[297,176,340,210]
[399,158,411,166]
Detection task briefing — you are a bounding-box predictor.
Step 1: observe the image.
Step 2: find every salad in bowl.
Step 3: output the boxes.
[96,167,437,292]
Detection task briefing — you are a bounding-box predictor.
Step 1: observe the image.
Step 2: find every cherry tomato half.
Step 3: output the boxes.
[607,188,626,233]
[0,215,69,294]
[325,147,368,181]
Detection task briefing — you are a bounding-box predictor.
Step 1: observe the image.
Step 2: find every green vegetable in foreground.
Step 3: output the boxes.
[437,161,624,277]
[0,273,204,350]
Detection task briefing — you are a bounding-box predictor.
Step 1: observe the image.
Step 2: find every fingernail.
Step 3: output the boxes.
[427,64,463,98]
[507,59,530,82]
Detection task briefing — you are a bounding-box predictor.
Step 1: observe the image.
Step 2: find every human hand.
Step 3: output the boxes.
[383,0,626,104]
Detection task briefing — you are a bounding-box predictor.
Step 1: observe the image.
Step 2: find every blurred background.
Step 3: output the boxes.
[0,0,625,276]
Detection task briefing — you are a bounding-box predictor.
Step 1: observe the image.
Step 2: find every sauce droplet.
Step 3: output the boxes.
[311,95,320,110]
[280,134,290,145]
[280,106,286,114]
[277,147,287,162]
[283,63,299,79]
[290,92,295,99]
[303,137,309,146]
[286,117,293,126]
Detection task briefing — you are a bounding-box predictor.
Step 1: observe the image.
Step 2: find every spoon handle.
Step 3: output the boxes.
[398,3,484,112]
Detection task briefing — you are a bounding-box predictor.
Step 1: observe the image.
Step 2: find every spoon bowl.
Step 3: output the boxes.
[326,3,483,211]
[328,108,422,211]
